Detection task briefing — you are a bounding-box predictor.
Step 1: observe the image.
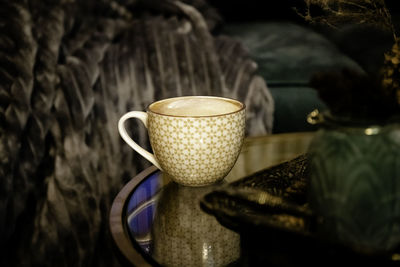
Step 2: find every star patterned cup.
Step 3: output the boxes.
[118,96,246,186]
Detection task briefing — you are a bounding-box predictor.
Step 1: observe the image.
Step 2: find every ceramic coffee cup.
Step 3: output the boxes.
[118,96,246,186]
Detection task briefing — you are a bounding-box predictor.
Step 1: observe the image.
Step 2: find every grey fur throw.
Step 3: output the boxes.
[0,0,273,266]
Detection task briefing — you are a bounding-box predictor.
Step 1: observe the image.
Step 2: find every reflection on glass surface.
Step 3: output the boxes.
[126,171,240,266]
[126,171,163,253]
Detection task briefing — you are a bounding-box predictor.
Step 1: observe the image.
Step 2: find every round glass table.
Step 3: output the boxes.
[109,132,314,266]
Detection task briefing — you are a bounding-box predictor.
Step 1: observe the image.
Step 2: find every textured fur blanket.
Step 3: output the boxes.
[0,0,273,266]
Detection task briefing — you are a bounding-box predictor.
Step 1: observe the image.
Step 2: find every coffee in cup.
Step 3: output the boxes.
[118,96,246,186]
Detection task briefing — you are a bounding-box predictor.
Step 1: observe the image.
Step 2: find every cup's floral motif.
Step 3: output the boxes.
[148,109,245,186]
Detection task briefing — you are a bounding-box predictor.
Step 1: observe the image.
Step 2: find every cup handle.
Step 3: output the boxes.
[118,111,162,170]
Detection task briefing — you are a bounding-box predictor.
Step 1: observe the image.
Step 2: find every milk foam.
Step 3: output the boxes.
[150,97,242,116]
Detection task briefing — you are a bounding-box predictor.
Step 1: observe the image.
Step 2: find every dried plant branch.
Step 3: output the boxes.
[295,0,400,118]
[295,0,396,38]
[381,37,400,104]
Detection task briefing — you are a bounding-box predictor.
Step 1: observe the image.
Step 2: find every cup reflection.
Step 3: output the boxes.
[152,179,240,267]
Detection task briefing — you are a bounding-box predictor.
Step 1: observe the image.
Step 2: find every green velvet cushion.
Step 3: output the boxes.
[222,22,363,83]
[221,22,363,133]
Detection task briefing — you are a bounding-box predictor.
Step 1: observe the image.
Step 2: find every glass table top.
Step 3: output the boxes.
[114,132,315,266]
[126,171,241,266]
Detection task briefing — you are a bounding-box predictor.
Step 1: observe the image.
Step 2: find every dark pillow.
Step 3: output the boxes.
[221,22,365,133]
[222,22,364,83]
